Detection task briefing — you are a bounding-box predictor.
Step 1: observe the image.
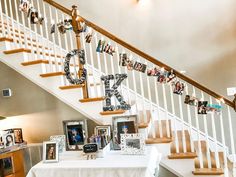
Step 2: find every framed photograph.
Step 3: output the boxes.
[63,120,88,151]
[112,115,138,150]
[43,141,59,163]
[13,129,23,144]
[94,125,111,149]
[121,133,145,155]
[198,101,208,114]
[50,135,66,153]
[3,134,15,148]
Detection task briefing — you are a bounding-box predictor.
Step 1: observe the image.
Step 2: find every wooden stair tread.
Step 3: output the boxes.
[21,60,79,67]
[4,48,31,54]
[100,110,125,115]
[138,110,151,128]
[0,37,13,42]
[145,137,172,144]
[59,85,84,90]
[79,97,105,103]
[192,168,224,175]
[40,72,64,77]
[168,152,197,159]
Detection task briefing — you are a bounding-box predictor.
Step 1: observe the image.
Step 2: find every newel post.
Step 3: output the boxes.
[71,5,88,99]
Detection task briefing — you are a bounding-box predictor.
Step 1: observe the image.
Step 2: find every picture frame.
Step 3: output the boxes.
[111,115,138,150]
[43,141,59,163]
[3,133,15,148]
[63,120,88,151]
[50,135,66,153]
[4,128,24,144]
[94,125,111,149]
[120,133,145,155]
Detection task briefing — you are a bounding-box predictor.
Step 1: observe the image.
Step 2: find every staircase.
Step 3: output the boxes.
[0,0,235,176]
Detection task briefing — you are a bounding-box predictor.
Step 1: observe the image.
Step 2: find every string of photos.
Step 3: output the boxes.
[96,40,116,56]
[19,0,44,25]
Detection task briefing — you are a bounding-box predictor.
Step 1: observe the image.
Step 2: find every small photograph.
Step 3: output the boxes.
[64,19,72,30]
[57,22,66,34]
[165,70,176,83]
[206,104,222,115]
[184,95,198,106]
[96,40,106,53]
[94,125,111,149]
[104,45,115,56]
[126,138,140,149]
[147,67,161,76]
[43,141,59,163]
[119,53,128,66]
[112,115,138,149]
[0,136,4,149]
[173,81,185,95]
[30,9,44,25]
[198,101,208,114]
[50,135,66,153]
[19,0,30,13]
[13,128,23,144]
[157,74,166,83]
[63,120,87,151]
[133,61,147,73]
[85,33,93,43]
[120,133,145,155]
[50,23,55,34]
[3,134,15,147]
[127,59,134,70]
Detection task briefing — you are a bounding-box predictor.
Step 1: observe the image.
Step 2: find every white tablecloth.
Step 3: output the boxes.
[26,146,161,177]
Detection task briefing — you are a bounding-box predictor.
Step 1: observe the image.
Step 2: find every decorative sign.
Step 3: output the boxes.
[101,74,131,111]
[83,143,98,153]
[64,49,87,85]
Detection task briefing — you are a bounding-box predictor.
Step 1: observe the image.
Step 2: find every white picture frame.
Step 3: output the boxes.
[120,133,145,155]
[50,135,66,153]
[43,141,59,163]
[3,133,15,148]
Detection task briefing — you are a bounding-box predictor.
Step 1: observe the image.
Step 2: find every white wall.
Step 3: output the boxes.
[55,0,236,99]
[0,62,97,143]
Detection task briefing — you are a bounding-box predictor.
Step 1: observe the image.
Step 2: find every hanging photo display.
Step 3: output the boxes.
[184,95,199,106]
[19,0,30,13]
[147,67,176,84]
[85,32,93,43]
[101,74,131,112]
[28,7,44,25]
[173,81,185,95]
[206,104,222,114]
[96,40,116,56]
[64,49,87,85]
[198,101,208,114]
[133,61,147,73]
[50,19,72,34]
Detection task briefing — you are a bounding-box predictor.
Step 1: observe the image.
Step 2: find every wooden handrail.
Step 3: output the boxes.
[43,0,234,109]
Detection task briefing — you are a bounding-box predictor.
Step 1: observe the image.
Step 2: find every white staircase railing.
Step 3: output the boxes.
[0,0,235,176]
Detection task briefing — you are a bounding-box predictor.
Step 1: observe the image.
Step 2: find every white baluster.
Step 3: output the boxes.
[153,65,162,139]
[86,28,99,98]
[55,9,64,72]
[218,102,228,174]
[209,97,220,168]
[0,0,5,37]
[48,5,59,72]
[169,84,179,153]
[12,0,23,48]
[192,87,204,169]
[200,91,212,169]
[178,91,187,153]
[3,0,13,42]
[42,2,54,73]
[162,84,170,138]
[36,0,47,74]
[185,85,194,153]
[227,105,236,171]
